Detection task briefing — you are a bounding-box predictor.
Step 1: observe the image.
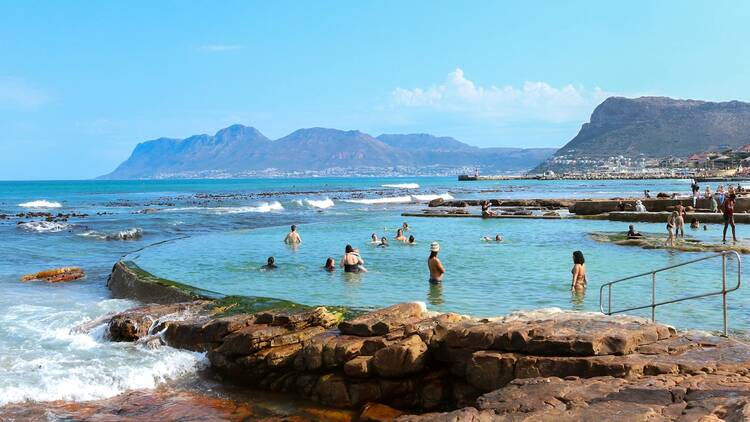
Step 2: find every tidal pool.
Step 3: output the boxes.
[132,212,749,336]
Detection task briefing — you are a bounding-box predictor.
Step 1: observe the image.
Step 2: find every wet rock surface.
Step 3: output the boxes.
[103,295,750,418]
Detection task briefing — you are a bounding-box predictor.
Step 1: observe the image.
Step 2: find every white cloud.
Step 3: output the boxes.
[0,76,49,109]
[391,68,610,123]
[197,44,243,52]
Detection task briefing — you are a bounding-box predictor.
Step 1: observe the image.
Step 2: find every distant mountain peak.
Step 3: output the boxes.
[100,124,555,179]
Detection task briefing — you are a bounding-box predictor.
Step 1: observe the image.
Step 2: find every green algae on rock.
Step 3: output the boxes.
[589,232,750,254]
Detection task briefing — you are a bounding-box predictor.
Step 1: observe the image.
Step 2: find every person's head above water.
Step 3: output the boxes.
[345,244,354,253]
[409,235,415,243]
[495,234,502,241]
[266,256,276,267]
[290,225,297,232]
[573,250,585,265]
[325,257,335,269]
[371,233,377,240]
[381,237,387,243]
[396,228,403,236]
[403,222,409,229]
[629,224,635,230]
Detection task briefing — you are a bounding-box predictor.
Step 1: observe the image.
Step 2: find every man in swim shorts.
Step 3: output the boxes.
[428,242,445,283]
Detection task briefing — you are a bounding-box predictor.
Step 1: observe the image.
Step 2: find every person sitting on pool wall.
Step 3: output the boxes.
[626,225,643,238]
[428,242,445,284]
[261,256,278,270]
[284,224,301,244]
[481,200,495,217]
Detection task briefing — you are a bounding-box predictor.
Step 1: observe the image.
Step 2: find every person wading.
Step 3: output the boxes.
[428,242,445,284]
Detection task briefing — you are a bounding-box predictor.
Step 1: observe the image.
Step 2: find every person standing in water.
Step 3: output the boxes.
[324,257,336,272]
[428,242,445,284]
[722,193,737,243]
[284,225,302,244]
[370,233,379,244]
[341,244,367,272]
[571,251,587,291]
[395,228,407,242]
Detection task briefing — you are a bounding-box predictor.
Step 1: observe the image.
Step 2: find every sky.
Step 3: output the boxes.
[1,1,749,180]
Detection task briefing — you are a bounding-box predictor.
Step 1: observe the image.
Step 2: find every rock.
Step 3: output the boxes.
[428,197,445,207]
[344,356,373,378]
[371,335,428,377]
[339,303,427,337]
[108,301,213,342]
[315,373,352,408]
[215,324,289,356]
[360,402,404,421]
[21,267,85,283]
[256,306,342,330]
[465,351,517,392]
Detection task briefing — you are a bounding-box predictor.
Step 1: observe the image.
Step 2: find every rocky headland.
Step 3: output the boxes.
[93,261,750,420]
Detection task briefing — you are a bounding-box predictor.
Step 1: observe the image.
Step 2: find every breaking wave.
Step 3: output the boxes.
[18,200,62,209]
[412,193,454,202]
[165,202,284,214]
[18,221,69,233]
[342,196,413,205]
[304,198,335,209]
[382,183,420,189]
[79,228,143,241]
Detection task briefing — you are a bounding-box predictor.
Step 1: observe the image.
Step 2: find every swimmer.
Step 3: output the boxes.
[341,245,367,273]
[284,224,301,244]
[626,225,643,238]
[408,235,416,244]
[395,228,407,242]
[324,257,336,272]
[494,234,502,242]
[482,234,503,242]
[261,256,278,270]
[690,217,700,230]
[402,222,410,232]
[378,237,388,247]
[571,251,587,291]
[428,242,445,284]
[370,233,379,244]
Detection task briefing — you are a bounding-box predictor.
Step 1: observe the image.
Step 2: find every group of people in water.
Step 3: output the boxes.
[272,222,445,282]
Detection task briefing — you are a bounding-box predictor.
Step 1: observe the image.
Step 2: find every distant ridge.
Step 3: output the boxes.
[551,96,750,160]
[101,126,555,179]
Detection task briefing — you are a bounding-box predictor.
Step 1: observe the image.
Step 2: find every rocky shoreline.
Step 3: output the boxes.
[97,261,750,420]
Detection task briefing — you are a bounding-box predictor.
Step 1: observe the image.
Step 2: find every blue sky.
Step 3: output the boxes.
[1,1,749,179]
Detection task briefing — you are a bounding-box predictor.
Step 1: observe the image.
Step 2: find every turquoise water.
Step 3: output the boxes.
[0,176,742,407]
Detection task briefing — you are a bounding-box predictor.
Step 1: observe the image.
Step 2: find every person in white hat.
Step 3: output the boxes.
[428,242,445,284]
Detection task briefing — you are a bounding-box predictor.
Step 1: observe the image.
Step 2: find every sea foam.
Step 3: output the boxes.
[342,195,414,205]
[304,198,335,209]
[412,193,454,201]
[18,200,62,208]
[18,221,69,233]
[382,183,420,189]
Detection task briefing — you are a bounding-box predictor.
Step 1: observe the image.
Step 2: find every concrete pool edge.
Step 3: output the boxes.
[103,261,750,419]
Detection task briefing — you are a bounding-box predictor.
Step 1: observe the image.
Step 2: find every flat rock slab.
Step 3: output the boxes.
[339,302,427,337]
[443,311,675,357]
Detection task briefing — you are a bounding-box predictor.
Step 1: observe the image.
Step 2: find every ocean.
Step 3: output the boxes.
[1,176,746,408]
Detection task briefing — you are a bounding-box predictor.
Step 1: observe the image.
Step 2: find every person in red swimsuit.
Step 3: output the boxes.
[722,194,737,243]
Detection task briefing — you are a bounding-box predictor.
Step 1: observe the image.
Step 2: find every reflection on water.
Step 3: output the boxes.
[571,289,586,311]
[428,282,444,306]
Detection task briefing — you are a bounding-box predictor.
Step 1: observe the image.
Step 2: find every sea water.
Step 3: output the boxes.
[0,176,738,407]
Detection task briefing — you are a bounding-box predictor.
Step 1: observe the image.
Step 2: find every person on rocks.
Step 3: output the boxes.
[324,257,336,272]
[428,242,445,284]
[284,224,302,244]
[341,244,367,273]
[571,251,587,291]
[395,228,407,242]
[481,200,495,217]
[666,211,678,247]
[261,256,278,270]
[722,193,737,243]
[675,204,686,239]
[626,225,643,239]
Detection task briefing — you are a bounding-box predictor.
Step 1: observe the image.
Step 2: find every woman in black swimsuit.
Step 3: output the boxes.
[340,244,364,273]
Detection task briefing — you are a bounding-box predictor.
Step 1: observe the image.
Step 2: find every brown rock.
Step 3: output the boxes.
[315,373,352,408]
[215,324,289,356]
[371,335,428,377]
[256,306,342,330]
[322,335,368,369]
[339,303,426,337]
[360,402,404,421]
[344,356,373,378]
[108,301,213,342]
[266,343,304,368]
[465,351,517,392]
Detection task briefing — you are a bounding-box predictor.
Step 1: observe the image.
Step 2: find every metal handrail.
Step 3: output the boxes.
[599,250,742,336]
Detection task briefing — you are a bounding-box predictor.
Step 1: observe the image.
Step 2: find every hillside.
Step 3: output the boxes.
[554,96,750,159]
[101,127,555,179]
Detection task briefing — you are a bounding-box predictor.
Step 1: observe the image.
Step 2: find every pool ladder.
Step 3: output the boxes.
[599,250,742,336]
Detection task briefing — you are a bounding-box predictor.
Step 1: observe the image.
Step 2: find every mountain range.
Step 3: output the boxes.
[553,96,750,159]
[101,126,555,179]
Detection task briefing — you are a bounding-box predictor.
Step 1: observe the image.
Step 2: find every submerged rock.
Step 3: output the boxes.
[590,231,750,254]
